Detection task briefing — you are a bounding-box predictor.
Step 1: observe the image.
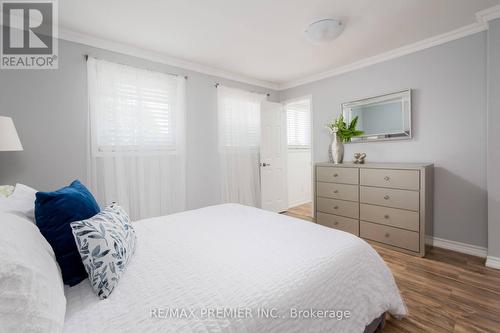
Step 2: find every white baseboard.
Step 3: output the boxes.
[486,256,500,269]
[425,236,488,258]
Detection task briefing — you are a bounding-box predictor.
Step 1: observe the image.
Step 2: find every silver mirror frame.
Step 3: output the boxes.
[341,89,412,143]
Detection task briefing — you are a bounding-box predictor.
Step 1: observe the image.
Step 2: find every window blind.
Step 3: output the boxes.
[217,85,266,207]
[286,99,311,148]
[217,86,266,149]
[87,57,187,219]
[89,58,180,153]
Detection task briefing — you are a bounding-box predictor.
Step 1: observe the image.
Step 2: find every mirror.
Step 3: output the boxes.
[342,89,411,142]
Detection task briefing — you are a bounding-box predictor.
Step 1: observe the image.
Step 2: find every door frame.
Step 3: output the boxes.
[282,95,314,215]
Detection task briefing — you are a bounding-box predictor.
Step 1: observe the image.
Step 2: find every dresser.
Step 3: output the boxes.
[314,162,433,256]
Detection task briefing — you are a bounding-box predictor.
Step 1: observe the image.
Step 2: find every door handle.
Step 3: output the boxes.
[261,163,271,167]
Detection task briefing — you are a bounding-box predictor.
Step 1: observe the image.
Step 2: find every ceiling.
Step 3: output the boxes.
[59,0,500,87]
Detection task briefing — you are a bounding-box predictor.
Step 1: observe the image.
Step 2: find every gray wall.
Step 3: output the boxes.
[488,19,500,257]
[0,30,494,249]
[0,38,279,210]
[281,33,488,247]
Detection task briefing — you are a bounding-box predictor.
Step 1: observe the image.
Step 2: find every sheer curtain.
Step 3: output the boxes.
[87,57,186,220]
[217,86,266,207]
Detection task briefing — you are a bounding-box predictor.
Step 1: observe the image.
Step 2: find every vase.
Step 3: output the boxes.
[328,133,344,164]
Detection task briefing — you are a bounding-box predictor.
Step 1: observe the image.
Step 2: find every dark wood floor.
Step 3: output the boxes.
[285,203,500,333]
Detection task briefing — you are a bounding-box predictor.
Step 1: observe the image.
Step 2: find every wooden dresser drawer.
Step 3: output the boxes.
[360,168,420,190]
[316,182,358,201]
[360,204,419,231]
[360,186,419,211]
[316,197,359,218]
[360,221,419,252]
[317,212,359,235]
[314,162,432,257]
[316,166,358,184]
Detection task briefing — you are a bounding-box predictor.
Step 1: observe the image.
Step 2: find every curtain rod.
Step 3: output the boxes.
[214,82,271,97]
[84,55,188,80]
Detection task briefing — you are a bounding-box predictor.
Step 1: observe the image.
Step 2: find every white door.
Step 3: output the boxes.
[260,101,288,212]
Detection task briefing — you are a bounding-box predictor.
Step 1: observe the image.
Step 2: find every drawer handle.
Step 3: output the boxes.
[384,214,390,219]
[385,233,390,238]
[333,221,339,225]
[333,206,339,210]
[384,195,390,200]
[333,190,339,193]
[384,176,390,181]
[333,173,339,177]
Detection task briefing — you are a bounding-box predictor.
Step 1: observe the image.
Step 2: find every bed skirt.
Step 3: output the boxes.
[364,313,386,333]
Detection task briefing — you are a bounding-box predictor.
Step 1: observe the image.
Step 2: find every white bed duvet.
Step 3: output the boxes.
[63,204,406,333]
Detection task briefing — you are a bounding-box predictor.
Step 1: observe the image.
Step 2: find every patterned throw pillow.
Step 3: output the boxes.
[70,204,136,299]
[0,185,15,198]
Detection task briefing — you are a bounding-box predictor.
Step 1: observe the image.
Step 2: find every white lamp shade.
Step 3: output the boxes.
[0,116,23,151]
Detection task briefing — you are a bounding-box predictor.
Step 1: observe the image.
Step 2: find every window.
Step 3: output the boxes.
[217,86,266,149]
[217,85,266,207]
[286,98,311,148]
[88,58,183,153]
[87,57,186,220]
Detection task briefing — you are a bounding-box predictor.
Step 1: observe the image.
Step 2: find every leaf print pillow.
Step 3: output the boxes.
[70,203,136,299]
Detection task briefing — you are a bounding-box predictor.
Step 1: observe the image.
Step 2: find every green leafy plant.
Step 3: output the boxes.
[326,114,364,143]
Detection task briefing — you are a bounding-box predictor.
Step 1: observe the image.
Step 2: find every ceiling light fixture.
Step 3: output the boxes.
[305,19,345,43]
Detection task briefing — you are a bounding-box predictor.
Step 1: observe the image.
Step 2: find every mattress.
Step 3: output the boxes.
[63,204,406,333]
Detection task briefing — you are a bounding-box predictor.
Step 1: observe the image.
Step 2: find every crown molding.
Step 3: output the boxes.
[279,22,487,90]
[279,5,500,90]
[58,28,280,91]
[5,5,499,91]
[476,4,500,27]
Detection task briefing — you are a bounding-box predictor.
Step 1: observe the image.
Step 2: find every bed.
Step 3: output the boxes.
[63,204,406,333]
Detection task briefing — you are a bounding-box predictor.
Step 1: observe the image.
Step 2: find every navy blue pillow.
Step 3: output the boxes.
[35,180,100,286]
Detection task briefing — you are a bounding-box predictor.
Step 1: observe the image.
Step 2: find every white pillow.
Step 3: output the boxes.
[0,184,37,221]
[0,212,66,333]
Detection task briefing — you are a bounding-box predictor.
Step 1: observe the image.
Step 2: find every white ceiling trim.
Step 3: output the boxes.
[476,4,500,25]
[280,5,500,90]
[279,22,487,90]
[55,5,500,91]
[58,28,280,90]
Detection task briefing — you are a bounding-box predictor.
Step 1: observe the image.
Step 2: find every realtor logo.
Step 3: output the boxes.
[1,0,58,69]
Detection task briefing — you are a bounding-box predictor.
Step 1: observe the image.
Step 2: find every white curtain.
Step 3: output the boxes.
[87,57,186,220]
[217,86,266,207]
